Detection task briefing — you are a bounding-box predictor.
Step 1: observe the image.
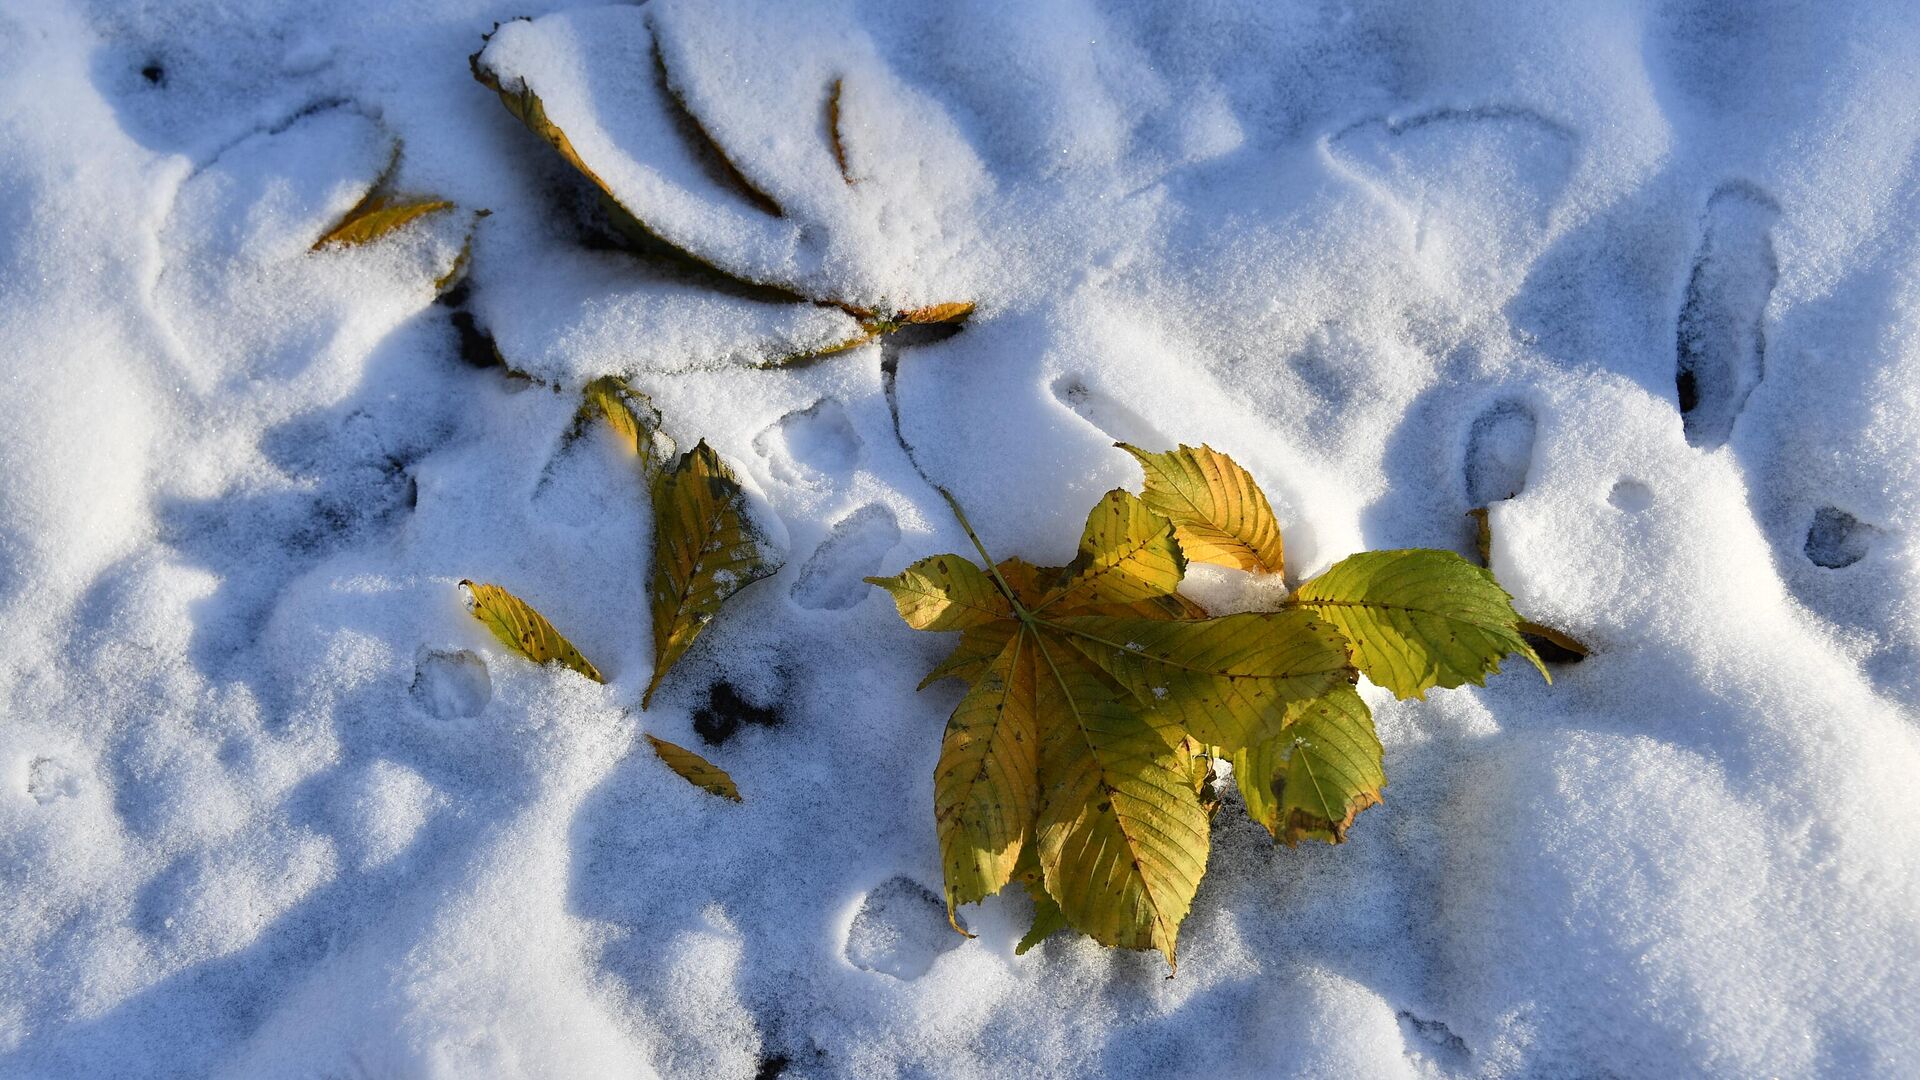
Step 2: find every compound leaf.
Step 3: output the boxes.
[645,441,783,707]
[460,580,604,683]
[646,734,741,801]
[1291,549,1545,699]
[1120,443,1285,576]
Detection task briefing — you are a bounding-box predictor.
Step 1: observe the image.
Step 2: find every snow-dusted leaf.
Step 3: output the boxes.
[460,580,604,683]
[646,734,741,801]
[1120,443,1285,576]
[644,441,783,707]
[577,375,676,477]
[1291,549,1546,699]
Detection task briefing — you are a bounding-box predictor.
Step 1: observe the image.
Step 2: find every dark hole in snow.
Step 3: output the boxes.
[1805,506,1875,569]
[754,1054,790,1080]
[693,680,782,746]
[1521,630,1586,665]
[140,63,166,86]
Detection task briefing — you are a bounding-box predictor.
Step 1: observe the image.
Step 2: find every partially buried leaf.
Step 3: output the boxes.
[1232,687,1382,844]
[1035,489,1185,613]
[1290,549,1545,699]
[645,441,783,707]
[646,734,741,801]
[577,375,676,477]
[460,580,604,682]
[313,193,455,250]
[1120,443,1286,576]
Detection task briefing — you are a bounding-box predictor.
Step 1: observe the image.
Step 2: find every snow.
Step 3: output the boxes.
[4,0,1920,1076]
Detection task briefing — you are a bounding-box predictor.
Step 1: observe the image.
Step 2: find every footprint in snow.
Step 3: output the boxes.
[753,398,863,487]
[845,876,964,980]
[1675,182,1779,449]
[790,504,901,611]
[1463,397,1537,507]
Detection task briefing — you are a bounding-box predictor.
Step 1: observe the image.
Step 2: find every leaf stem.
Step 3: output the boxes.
[936,486,1033,622]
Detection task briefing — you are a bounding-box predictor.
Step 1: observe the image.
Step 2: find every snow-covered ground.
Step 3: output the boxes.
[4,0,1920,1076]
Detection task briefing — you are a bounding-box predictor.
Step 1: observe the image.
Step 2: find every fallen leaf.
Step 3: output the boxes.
[645,441,783,707]
[459,580,604,682]
[646,734,742,800]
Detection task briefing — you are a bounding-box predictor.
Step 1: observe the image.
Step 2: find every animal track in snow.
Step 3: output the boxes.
[844,876,963,980]
[409,647,492,719]
[1327,106,1575,285]
[27,757,81,804]
[1805,507,1879,569]
[1463,398,1537,505]
[754,398,862,487]
[1610,479,1654,513]
[1051,375,1164,447]
[1675,183,1779,449]
[790,504,900,610]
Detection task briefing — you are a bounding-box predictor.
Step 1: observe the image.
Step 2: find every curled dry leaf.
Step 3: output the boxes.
[459,580,604,683]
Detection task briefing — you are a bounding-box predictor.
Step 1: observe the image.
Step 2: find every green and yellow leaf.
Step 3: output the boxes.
[459,580,604,682]
[1050,610,1354,752]
[1232,687,1382,844]
[1120,443,1286,576]
[933,628,1041,921]
[867,554,1012,631]
[646,734,741,801]
[1036,489,1185,613]
[1291,549,1546,699]
[1031,631,1207,968]
[644,441,783,707]
[1014,845,1066,955]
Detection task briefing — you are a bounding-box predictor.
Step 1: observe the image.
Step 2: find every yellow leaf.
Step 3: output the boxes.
[459,580,604,682]
[644,441,783,707]
[646,734,741,801]
[1031,630,1207,968]
[313,193,455,250]
[866,554,1011,631]
[1119,443,1285,576]
[577,375,676,477]
[933,628,1040,921]
[1035,489,1185,613]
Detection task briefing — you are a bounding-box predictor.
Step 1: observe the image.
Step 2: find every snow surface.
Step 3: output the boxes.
[4,0,1920,1076]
